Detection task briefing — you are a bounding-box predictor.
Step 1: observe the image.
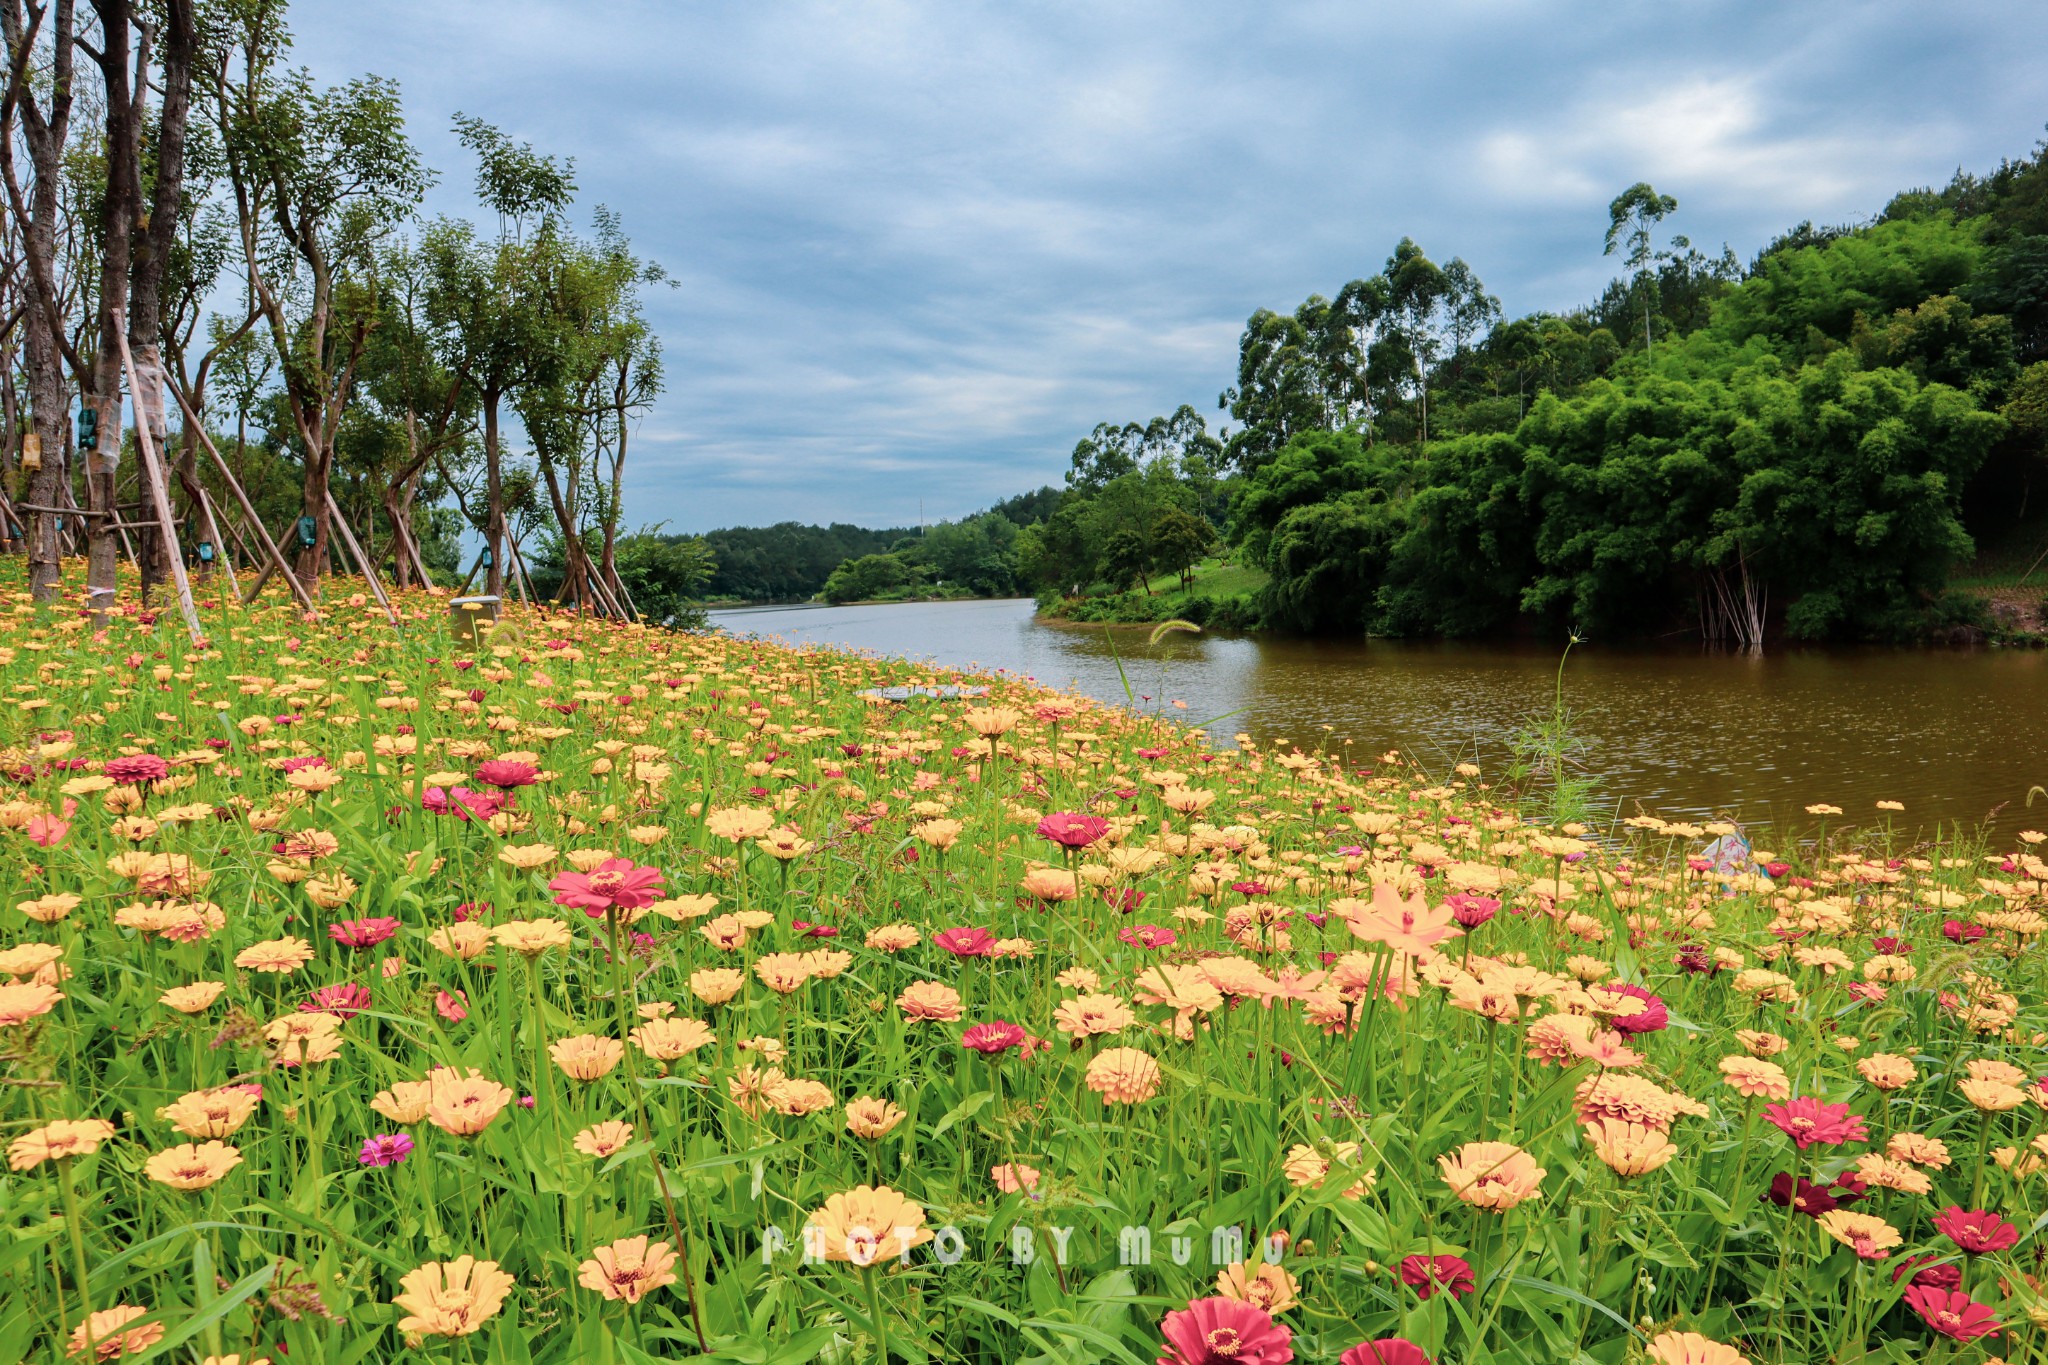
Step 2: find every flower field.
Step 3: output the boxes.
[0,583,2043,1365]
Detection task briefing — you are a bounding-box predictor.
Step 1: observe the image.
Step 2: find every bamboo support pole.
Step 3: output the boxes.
[113,314,203,644]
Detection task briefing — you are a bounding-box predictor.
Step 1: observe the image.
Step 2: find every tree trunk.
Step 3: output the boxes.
[482,388,505,597]
[3,0,80,600]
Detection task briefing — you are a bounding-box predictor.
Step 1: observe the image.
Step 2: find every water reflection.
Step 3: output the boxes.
[710,598,2048,829]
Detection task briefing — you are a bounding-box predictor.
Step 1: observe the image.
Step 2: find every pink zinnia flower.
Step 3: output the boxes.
[302,983,371,1019]
[1763,1096,1868,1149]
[421,786,504,821]
[329,917,400,949]
[1037,812,1108,851]
[24,814,68,848]
[1601,982,1668,1034]
[933,927,996,958]
[1398,1254,1475,1300]
[104,753,169,784]
[475,759,539,789]
[434,990,469,1022]
[1904,1285,2002,1341]
[1444,894,1499,929]
[1338,1343,1431,1365]
[1933,1207,2019,1255]
[360,1133,414,1167]
[548,858,666,918]
[961,1021,1027,1055]
[1156,1296,1293,1365]
[1119,925,1178,950]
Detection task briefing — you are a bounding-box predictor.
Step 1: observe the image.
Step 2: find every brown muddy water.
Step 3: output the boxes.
[711,598,2048,833]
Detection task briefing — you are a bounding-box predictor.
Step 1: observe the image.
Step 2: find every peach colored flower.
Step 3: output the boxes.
[578,1236,678,1304]
[1084,1048,1162,1105]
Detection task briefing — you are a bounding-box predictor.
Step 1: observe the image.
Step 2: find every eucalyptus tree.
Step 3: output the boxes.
[420,114,574,597]
[1604,182,1680,356]
[516,210,663,615]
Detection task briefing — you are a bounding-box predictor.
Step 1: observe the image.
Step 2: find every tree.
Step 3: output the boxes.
[205,1,429,591]
[1150,503,1212,591]
[0,0,83,598]
[1604,182,1679,356]
[1384,238,1449,442]
[1097,526,1153,594]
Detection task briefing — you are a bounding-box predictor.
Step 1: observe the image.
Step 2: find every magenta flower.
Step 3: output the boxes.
[359,1134,414,1167]
[1118,925,1178,950]
[933,927,996,958]
[548,858,666,918]
[1444,894,1500,929]
[328,917,400,949]
[1934,1206,2020,1255]
[474,759,539,790]
[961,1021,1028,1055]
[421,786,505,821]
[1602,982,1669,1034]
[1763,1096,1868,1149]
[1904,1285,2002,1341]
[1036,812,1107,851]
[103,753,169,784]
[1338,1342,1431,1365]
[301,983,371,1019]
[1156,1296,1293,1365]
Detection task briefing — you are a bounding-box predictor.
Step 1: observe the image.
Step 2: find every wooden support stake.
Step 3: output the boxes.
[323,487,401,628]
[113,315,203,644]
[167,384,317,615]
[197,489,242,601]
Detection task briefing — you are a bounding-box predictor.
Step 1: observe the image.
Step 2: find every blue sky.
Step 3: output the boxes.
[294,1,2048,533]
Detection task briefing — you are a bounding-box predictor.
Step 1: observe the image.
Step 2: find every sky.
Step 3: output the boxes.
[292,0,2048,534]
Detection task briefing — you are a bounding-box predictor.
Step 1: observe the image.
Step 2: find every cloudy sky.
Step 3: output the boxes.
[294,1,2047,533]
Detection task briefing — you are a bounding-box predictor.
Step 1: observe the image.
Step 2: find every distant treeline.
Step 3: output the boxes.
[663,133,2048,642]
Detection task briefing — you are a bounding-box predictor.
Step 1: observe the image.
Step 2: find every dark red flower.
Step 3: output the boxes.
[1943,919,1987,944]
[1763,1096,1867,1149]
[933,927,996,958]
[1933,1206,2019,1255]
[1762,1171,1864,1217]
[1398,1254,1474,1300]
[1892,1255,1963,1291]
[1037,812,1108,851]
[1904,1285,2002,1341]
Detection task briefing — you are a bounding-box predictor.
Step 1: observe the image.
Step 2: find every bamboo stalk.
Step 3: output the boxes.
[166,383,316,614]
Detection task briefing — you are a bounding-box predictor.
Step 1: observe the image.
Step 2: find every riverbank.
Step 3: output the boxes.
[13,575,2042,1365]
[1034,557,1268,628]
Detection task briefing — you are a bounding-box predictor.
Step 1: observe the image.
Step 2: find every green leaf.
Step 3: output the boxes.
[136,1259,277,1359]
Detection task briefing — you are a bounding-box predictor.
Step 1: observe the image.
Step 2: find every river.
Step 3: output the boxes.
[710,597,2048,832]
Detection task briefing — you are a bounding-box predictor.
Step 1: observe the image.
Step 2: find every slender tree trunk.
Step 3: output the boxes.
[3,0,79,600]
[482,387,505,597]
